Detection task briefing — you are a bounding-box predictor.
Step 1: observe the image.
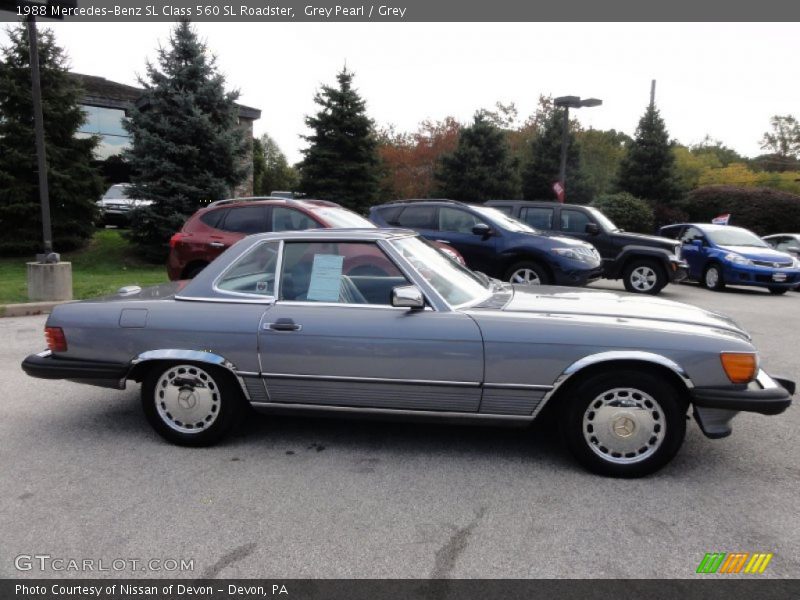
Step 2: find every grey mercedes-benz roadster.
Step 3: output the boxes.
[22,229,793,477]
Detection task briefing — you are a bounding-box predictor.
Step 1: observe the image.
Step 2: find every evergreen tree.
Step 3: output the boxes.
[521,108,591,204]
[299,68,379,212]
[0,24,103,255]
[253,133,298,195]
[125,20,248,262]
[435,114,520,201]
[617,104,682,202]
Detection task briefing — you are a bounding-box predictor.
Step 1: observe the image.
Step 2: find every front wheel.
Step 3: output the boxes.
[622,259,667,294]
[559,369,687,477]
[769,287,788,295]
[702,263,725,291]
[505,261,550,286]
[141,362,246,446]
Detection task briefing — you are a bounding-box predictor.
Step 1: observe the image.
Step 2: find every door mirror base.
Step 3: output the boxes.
[584,223,600,235]
[472,223,493,237]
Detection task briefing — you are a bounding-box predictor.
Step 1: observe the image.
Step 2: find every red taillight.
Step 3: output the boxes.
[45,327,67,352]
[169,233,184,249]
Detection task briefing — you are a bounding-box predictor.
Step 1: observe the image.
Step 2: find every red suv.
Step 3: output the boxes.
[168,197,463,280]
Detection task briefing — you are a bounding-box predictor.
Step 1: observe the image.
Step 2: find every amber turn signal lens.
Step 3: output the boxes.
[45,326,67,352]
[720,352,757,384]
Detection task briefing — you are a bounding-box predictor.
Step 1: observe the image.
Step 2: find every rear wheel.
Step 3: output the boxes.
[702,263,725,291]
[622,259,667,294]
[505,261,550,286]
[769,287,788,295]
[141,362,246,446]
[559,369,687,477]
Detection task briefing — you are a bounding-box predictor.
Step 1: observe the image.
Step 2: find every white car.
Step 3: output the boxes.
[96,184,153,227]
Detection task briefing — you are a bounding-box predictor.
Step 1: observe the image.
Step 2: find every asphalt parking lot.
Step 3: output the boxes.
[1,280,798,579]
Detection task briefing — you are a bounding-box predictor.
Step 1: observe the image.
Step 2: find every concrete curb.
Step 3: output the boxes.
[0,300,74,318]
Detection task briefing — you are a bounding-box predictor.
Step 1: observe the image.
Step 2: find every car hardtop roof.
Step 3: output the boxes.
[763,233,799,237]
[485,199,596,209]
[204,197,341,210]
[671,223,750,231]
[247,227,418,242]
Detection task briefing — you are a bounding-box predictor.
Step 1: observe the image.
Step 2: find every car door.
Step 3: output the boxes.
[678,226,707,279]
[433,206,498,273]
[257,239,485,412]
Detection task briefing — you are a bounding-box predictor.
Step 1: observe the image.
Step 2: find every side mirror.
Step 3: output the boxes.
[585,223,600,235]
[691,238,704,248]
[392,285,425,309]
[472,223,492,237]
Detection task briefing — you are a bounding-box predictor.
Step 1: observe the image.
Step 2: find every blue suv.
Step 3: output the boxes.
[370,200,603,286]
[659,223,800,295]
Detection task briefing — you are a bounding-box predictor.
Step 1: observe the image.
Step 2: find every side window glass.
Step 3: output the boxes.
[216,241,280,296]
[271,207,319,232]
[560,209,591,233]
[279,242,409,305]
[680,227,703,245]
[222,206,268,234]
[520,207,554,230]
[397,206,435,229]
[438,207,481,233]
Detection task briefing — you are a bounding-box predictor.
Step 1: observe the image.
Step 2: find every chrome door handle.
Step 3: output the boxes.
[209,241,226,248]
[264,319,302,332]
[435,239,451,244]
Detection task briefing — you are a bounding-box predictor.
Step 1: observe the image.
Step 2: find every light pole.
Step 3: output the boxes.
[553,95,602,202]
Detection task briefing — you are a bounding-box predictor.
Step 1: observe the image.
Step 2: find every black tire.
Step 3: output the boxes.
[141,362,246,447]
[622,259,668,295]
[505,261,551,285]
[702,263,725,291]
[183,262,208,279]
[769,287,788,295]
[559,369,687,478]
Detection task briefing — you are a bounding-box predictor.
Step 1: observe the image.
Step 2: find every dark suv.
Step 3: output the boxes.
[369,200,603,286]
[486,200,687,294]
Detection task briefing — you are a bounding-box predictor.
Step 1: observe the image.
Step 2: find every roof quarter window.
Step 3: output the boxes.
[199,208,228,229]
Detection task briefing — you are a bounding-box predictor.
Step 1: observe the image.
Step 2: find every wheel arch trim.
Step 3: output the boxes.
[127,349,251,400]
[534,350,695,418]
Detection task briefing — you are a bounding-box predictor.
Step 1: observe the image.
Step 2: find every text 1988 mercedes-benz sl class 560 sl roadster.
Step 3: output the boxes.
[22,229,794,477]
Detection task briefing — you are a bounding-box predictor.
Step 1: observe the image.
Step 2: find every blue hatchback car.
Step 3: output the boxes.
[659,223,800,294]
[370,200,603,286]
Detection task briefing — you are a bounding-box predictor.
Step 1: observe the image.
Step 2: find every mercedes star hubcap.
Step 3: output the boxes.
[155,365,220,434]
[582,387,665,464]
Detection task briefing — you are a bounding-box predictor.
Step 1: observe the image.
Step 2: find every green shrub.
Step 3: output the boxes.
[591,192,655,234]
[683,186,800,235]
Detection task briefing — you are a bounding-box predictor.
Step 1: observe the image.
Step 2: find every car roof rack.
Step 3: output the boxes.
[206,196,341,208]
[379,198,468,207]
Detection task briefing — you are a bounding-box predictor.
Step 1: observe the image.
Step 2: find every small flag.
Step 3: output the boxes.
[712,214,731,225]
[553,182,565,203]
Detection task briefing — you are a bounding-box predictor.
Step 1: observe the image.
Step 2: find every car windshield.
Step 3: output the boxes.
[587,207,620,232]
[471,206,539,234]
[706,227,768,248]
[390,236,491,307]
[103,185,130,200]
[313,207,375,228]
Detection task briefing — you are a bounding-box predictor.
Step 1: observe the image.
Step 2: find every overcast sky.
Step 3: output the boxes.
[2,22,798,164]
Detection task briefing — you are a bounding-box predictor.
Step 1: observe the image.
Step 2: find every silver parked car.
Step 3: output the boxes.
[96,183,153,227]
[22,229,793,477]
